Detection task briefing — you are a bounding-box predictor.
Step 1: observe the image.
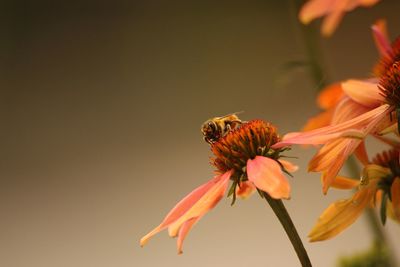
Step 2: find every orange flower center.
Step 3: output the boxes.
[379,62,400,107]
[210,120,281,174]
[374,37,400,77]
[372,149,400,193]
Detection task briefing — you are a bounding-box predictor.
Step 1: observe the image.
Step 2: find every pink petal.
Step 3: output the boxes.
[247,156,290,199]
[372,19,392,58]
[341,79,384,108]
[166,171,231,239]
[273,104,391,148]
[331,97,370,125]
[140,171,231,247]
[176,217,199,254]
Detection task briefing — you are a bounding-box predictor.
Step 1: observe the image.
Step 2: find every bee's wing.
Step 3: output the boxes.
[218,111,244,119]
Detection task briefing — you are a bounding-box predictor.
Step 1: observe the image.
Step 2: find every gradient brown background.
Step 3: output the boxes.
[2,1,400,266]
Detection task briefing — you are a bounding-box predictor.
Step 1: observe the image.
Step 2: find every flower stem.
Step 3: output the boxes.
[290,0,328,90]
[263,192,312,267]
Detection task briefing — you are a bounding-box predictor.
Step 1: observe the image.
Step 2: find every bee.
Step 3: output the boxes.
[201,112,243,144]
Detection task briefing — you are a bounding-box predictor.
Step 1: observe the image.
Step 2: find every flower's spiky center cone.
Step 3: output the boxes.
[374,37,400,77]
[372,150,400,196]
[379,62,400,107]
[210,120,280,174]
[373,149,400,177]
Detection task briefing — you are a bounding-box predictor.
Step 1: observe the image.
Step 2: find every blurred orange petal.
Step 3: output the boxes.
[317,83,344,109]
[302,109,334,132]
[299,0,333,25]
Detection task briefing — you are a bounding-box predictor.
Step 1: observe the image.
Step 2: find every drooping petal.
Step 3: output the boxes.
[308,184,376,241]
[330,175,359,190]
[247,156,291,199]
[390,178,400,222]
[140,171,231,248]
[308,138,356,172]
[372,19,392,58]
[235,181,255,199]
[176,217,199,254]
[167,171,231,239]
[278,159,299,173]
[320,139,362,193]
[341,79,384,108]
[354,141,369,166]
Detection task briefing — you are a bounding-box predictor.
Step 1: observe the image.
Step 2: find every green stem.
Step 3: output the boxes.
[290,0,328,90]
[263,192,312,267]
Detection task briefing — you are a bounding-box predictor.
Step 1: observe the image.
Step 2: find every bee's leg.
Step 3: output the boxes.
[204,136,213,145]
[231,120,243,130]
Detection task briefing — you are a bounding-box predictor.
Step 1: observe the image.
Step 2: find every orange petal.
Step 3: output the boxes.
[309,137,362,194]
[302,109,334,132]
[330,176,359,190]
[298,0,334,25]
[321,9,344,37]
[278,159,299,173]
[341,79,384,108]
[391,178,400,222]
[236,181,256,199]
[140,171,231,247]
[354,141,369,166]
[247,156,291,199]
[308,185,375,241]
[317,83,343,109]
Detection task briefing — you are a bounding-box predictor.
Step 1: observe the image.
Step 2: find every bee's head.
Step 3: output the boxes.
[201,120,217,137]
